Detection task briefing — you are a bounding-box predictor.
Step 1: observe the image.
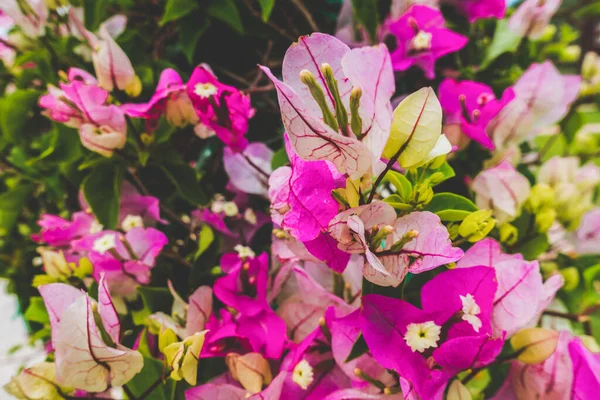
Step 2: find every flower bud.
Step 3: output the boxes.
[37,248,71,279]
[125,75,142,97]
[499,223,518,246]
[321,63,348,135]
[350,87,363,137]
[510,328,559,364]
[447,379,472,400]
[164,331,207,385]
[459,210,495,243]
[411,184,433,206]
[559,267,579,291]
[540,261,558,276]
[226,352,272,394]
[390,229,419,252]
[426,171,446,186]
[537,24,557,42]
[299,70,338,131]
[582,51,600,81]
[559,45,581,63]
[535,207,557,233]
[526,184,555,213]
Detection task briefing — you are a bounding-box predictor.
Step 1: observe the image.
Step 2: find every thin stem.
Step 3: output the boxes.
[290,0,319,31]
[241,0,295,41]
[122,384,137,400]
[542,310,582,322]
[161,250,193,268]
[242,153,270,179]
[367,143,409,203]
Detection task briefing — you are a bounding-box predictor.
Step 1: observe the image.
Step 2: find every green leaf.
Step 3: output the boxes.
[179,16,210,64]
[0,184,33,236]
[0,90,40,144]
[583,264,600,290]
[83,0,108,31]
[195,225,215,260]
[424,162,455,186]
[207,0,245,34]
[574,1,600,19]
[385,170,413,202]
[23,297,50,325]
[481,19,523,69]
[126,356,174,400]
[81,163,124,229]
[160,162,208,206]
[563,110,600,143]
[435,209,473,222]
[534,134,567,162]
[383,195,414,212]
[345,333,368,363]
[30,125,83,165]
[270,147,289,170]
[160,0,199,26]
[425,193,478,214]
[514,234,549,260]
[138,286,173,315]
[258,0,276,21]
[350,0,379,43]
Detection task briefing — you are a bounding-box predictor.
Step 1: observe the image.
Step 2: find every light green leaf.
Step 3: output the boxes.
[384,170,412,202]
[481,19,523,69]
[258,0,276,21]
[382,87,443,169]
[24,297,50,325]
[425,193,477,214]
[160,0,199,26]
[82,163,123,229]
[207,0,245,34]
[195,224,215,260]
[436,209,473,222]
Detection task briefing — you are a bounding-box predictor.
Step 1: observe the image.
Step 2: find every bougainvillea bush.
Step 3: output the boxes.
[1,0,600,398]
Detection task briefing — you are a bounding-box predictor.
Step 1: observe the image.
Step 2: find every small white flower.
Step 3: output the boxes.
[244,208,257,225]
[292,359,314,390]
[404,321,442,353]
[194,123,216,139]
[222,202,239,217]
[411,31,433,51]
[211,200,224,214]
[93,234,117,255]
[460,293,482,332]
[121,214,144,232]
[234,244,255,259]
[89,220,104,234]
[194,83,218,98]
